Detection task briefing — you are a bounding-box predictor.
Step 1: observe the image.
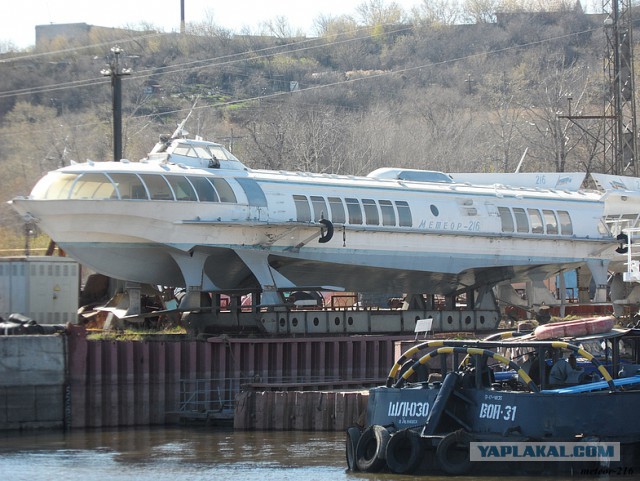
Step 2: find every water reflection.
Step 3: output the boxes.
[0,428,350,481]
[0,427,585,481]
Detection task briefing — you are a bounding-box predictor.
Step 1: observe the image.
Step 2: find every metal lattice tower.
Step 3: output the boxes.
[603,0,638,176]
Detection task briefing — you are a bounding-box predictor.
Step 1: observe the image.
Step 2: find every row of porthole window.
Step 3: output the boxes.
[271,315,486,327]
[498,206,573,235]
[293,194,413,227]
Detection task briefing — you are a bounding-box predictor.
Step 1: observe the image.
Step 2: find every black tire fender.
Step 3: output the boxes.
[385,429,424,474]
[345,426,362,471]
[436,430,473,475]
[355,425,391,472]
[318,218,333,243]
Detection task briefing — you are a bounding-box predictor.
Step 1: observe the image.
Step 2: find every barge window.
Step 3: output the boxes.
[396,201,412,227]
[293,195,311,222]
[34,173,78,199]
[528,208,544,234]
[166,176,197,201]
[237,178,267,207]
[543,210,558,234]
[211,178,237,203]
[362,199,379,225]
[328,197,346,224]
[379,200,396,226]
[345,198,363,225]
[187,176,219,202]
[139,174,175,200]
[498,206,514,233]
[310,195,328,221]
[70,173,115,199]
[557,210,573,235]
[108,173,147,199]
[513,208,529,233]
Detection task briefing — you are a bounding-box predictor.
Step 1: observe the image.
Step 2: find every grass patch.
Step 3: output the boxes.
[87,325,187,341]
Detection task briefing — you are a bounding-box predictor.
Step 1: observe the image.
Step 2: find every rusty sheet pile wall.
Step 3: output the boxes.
[67,326,409,429]
[234,390,368,431]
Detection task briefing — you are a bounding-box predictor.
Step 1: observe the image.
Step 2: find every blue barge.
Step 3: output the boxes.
[346,324,640,475]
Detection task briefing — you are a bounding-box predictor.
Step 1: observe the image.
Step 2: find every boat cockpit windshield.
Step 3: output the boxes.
[147,140,246,170]
[167,140,245,169]
[29,170,238,203]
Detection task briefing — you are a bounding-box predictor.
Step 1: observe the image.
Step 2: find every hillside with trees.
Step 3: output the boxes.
[0,0,627,250]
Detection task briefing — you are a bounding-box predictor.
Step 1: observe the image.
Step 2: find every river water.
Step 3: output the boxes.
[0,427,608,481]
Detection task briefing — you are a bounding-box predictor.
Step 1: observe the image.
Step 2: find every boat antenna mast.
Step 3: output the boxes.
[170,97,199,140]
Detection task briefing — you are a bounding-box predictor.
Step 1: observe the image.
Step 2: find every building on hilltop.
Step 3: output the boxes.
[35,23,140,49]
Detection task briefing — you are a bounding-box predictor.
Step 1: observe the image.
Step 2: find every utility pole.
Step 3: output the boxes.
[180,0,186,34]
[603,0,637,176]
[559,2,637,177]
[101,46,131,162]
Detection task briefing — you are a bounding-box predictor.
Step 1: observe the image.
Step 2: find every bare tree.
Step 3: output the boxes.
[355,0,407,25]
[412,0,463,26]
[462,0,499,23]
[516,53,598,172]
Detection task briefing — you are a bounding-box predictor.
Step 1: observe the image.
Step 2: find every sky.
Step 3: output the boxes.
[3,0,425,49]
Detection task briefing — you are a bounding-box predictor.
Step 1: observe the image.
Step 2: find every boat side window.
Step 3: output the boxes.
[209,145,231,160]
[192,146,212,159]
[528,208,544,234]
[498,206,515,233]
[139,174,175,200]
[237,178,267,207]
[172,144,192,156]
[69,173,116,200]
[543,209,558,234]
[396,201,412,227]
[187,176,219,202]
[33,173,78,199]
[379,200,396,226]
[165,176,197,201]
[328,197,346,224]
[108,173,147,199]
[513,208,529,233]
[211,178,237,203]
[557,210,573,235]
[345,198,363,225]
[362,199,379,225]
[293,195,311,222]
[310,195,329,221]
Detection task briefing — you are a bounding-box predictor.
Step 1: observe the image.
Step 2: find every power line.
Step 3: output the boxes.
[0,24,411,99]
[0,24,603,140]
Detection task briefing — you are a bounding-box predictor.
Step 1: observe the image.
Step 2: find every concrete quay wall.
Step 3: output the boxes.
[0,335,66,430]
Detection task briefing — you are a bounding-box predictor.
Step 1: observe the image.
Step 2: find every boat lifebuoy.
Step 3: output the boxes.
[345,426,361,471]
[436,430,473,475]
[534,316,615,340]
[318,218,333,243]
[385,429,424,474]
[355,425,391,472]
